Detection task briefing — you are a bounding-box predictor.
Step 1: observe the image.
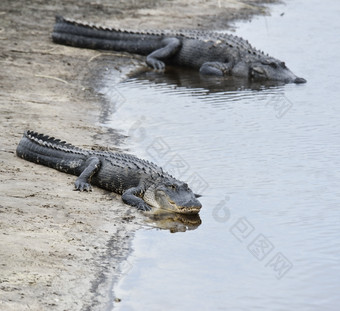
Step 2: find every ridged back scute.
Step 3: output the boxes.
[24,130,88,155]
[103,150,173,181]
[54,16,164,41]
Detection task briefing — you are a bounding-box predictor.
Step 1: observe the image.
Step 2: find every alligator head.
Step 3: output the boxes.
[249,60,306,84]
[232,59,306,84]
[144,179,202,214]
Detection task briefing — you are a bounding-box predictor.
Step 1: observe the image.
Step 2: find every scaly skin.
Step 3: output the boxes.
[16,131,202,214]
[52,16,306,84]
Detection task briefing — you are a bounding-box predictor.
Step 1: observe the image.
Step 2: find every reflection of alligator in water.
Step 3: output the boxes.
[52,16,306,84]
[145,211,202,233]
[125,67,287,93]
[16,131,202,214]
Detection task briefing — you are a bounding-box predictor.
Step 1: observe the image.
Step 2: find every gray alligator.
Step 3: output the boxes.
[16,131,202,214]
[52,16,306,84]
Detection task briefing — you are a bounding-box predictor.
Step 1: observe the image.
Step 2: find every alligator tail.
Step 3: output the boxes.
[16,131,86,175]
[52,16,162,55]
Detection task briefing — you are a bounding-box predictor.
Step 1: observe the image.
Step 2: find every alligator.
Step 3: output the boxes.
[16,131,202,214]
[52,16,306,84]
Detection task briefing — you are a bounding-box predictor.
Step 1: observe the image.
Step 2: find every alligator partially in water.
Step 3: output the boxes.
[52,16,306,84]
[16,131,202,214]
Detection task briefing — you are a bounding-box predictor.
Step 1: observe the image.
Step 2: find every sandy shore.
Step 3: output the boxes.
[0,1,276,310]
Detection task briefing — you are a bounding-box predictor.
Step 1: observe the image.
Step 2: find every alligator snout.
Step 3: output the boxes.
[178,199,202,214]
[294,77,307,84]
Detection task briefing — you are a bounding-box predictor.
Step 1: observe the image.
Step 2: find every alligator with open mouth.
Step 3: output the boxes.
[52,16,306,84]
[16,131,202,214]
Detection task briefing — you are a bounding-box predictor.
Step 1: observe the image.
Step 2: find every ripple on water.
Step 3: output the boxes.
[102,1,340,309]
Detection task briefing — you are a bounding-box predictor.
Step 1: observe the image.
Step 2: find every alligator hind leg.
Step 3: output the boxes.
[199,62,232,76]
[74,156,101,191]
[146,37,181,70]
[122,186,152,211]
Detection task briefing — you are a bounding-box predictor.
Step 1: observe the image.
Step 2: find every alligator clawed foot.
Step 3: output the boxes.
[152,61,165,71]
[199,62,232,76]
[137,202,152,212]
[146,58,165,71]
[74,180,92,192]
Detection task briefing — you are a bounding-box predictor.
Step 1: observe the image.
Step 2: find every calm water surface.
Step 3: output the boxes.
[101,1,340,309]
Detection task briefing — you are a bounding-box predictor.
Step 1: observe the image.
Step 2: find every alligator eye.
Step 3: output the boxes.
[269,62,278,69]
[280,62,286,68]
[168,185,176,190]
[252,67,265,75]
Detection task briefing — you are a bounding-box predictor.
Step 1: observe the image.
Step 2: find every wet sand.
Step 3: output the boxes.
[0,1,276,310]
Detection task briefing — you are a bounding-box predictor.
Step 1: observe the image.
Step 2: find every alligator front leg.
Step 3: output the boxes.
[74,156,101,191]
[146,37,181,70]
[199,62,233,76]
[122,186,152,211]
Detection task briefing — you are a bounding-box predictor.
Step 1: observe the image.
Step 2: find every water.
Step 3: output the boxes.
[100,0,340,309]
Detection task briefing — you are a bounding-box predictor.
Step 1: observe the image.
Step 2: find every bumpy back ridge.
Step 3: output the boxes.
[24,130,85,154]
[54,15,164,38]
